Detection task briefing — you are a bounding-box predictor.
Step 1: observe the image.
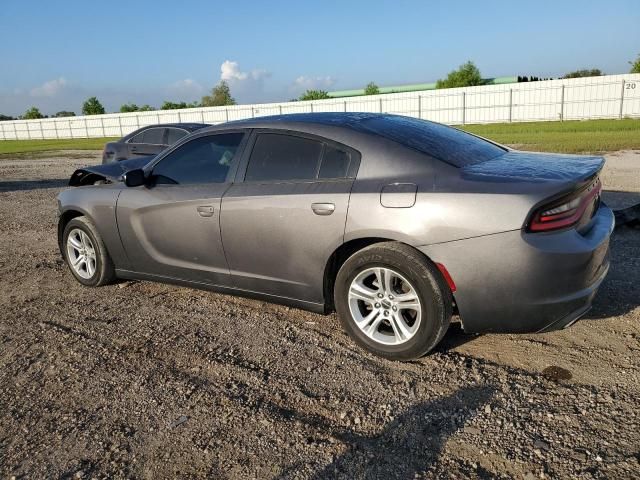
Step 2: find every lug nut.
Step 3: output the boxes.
[377,293,384,298]
[375,303,380,308]
[388,294,394,300]
[384,310,389,316]
[392,306,397,311]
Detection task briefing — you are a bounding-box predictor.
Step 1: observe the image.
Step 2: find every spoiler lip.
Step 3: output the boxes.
[68,156,155,186]
[461,151,605,183]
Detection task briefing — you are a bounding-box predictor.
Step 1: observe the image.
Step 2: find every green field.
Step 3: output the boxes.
[0,137,118,155]
[0,118,639,155]
[460,118,640,153]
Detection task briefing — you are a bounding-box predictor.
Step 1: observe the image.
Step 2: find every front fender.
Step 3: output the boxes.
[57,186,130,269]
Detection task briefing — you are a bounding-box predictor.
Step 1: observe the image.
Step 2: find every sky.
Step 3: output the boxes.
[0,0,639,116]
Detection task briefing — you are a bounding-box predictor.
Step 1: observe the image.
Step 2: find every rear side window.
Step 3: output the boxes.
[245,134,323,182]
[142,128,165,145]
[152,133,243,185]
[167,128,188,145]
[354,115,506,167]
[319,145,350,179]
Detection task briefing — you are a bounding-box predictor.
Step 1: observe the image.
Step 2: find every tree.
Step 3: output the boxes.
[82,97,105,115]
[630,54,640,73]
[563,69,603,79]
[23,107,44,119]
[436,61,483,89]
[138,104,154,111]
[364,82,380,95]
[161,100,200,110]
[201,80,236,107]
[299,89,331,101]
[0,114,15,121]
[54,111,75,117]
[120,103,139,113]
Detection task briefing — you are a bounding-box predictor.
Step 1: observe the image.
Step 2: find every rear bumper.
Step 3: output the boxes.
[418,204,614,334]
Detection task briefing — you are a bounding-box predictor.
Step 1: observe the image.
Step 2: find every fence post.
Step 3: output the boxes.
[418,96,422,119]
[379,98,383,113]
[619,79,626,119]
[461,92,466,125]
[200,110,205,123]
[84,118,89,138]
[343,101,347,112]
[100,117,105,137]
[39,120,44,139]
[225,109,229,122]
[0,122,4,140]
[54,120,59,139]
[136,114,140,129]
[26,122,31,140]
[310,103,314,113]
[177,111,182,122]
[508,89,513,123]
[117,116,123,137]
[560,84,565,121]
[278,105,282,115]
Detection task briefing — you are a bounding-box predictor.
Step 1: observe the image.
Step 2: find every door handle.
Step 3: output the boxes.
[311,202,335,216]
[197,205,214,217]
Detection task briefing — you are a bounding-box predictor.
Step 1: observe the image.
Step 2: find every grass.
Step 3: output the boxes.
[461,118,640,153]
[0,137,117,155]
[0,118,639,155]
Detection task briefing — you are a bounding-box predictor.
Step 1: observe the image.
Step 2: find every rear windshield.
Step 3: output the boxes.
[354,115,506,167]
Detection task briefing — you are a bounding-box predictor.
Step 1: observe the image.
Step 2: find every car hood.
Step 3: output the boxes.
[462,151,605,184]
[69,156,155,186]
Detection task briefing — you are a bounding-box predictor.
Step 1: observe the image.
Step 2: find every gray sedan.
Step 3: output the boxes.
[58,113,613,360]
[102,123,209,164]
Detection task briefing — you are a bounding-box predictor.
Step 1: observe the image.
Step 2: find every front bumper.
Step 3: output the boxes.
[419,204,615,334]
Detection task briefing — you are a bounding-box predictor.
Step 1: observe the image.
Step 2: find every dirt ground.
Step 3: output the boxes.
[0,150,638,479]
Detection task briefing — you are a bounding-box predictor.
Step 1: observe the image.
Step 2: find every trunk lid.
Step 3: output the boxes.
[461,151,604,185]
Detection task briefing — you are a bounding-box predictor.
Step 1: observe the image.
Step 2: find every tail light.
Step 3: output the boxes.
[527,178,602,232]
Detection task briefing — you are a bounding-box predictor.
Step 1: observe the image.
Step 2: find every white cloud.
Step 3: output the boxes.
[30,77,67,97]
[292,75,336,92]
[220,60,270,83]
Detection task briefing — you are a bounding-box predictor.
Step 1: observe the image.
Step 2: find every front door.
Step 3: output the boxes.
[116,131,246,285]
[221,131,358,304]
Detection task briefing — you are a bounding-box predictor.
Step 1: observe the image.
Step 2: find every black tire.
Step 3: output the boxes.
[62,216,116,287]
[334,242,452,361]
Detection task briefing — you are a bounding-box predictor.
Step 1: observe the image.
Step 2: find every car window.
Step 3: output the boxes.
[167,128,188,145]
[152,133,244,185]
[128,131,145,144]
[318,145,351,179]
[245,133,323,182]
[142,128,165,145]
[353,115,507,167]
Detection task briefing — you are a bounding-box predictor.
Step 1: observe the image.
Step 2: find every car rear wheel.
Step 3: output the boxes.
[63,217,115,287]
[334,242,452,360]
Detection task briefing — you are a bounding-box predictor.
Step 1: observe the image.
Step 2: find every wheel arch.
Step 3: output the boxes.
[57,208,91,253]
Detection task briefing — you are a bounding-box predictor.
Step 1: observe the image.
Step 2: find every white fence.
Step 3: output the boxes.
[1,74,639,141]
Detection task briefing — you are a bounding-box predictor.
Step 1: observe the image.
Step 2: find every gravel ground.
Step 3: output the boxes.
[0,150,638,479]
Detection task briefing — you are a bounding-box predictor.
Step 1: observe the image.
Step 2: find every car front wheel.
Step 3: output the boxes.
[62,216,115,287]
[334,242,452,361]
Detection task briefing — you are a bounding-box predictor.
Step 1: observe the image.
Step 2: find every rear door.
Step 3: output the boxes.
[220,130,359,304]
[116,131,247,285]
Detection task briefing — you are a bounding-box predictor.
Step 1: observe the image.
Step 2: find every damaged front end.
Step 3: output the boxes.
[68,156,155,187]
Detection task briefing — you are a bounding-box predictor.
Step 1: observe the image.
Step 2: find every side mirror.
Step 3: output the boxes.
[123,169,146,187]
